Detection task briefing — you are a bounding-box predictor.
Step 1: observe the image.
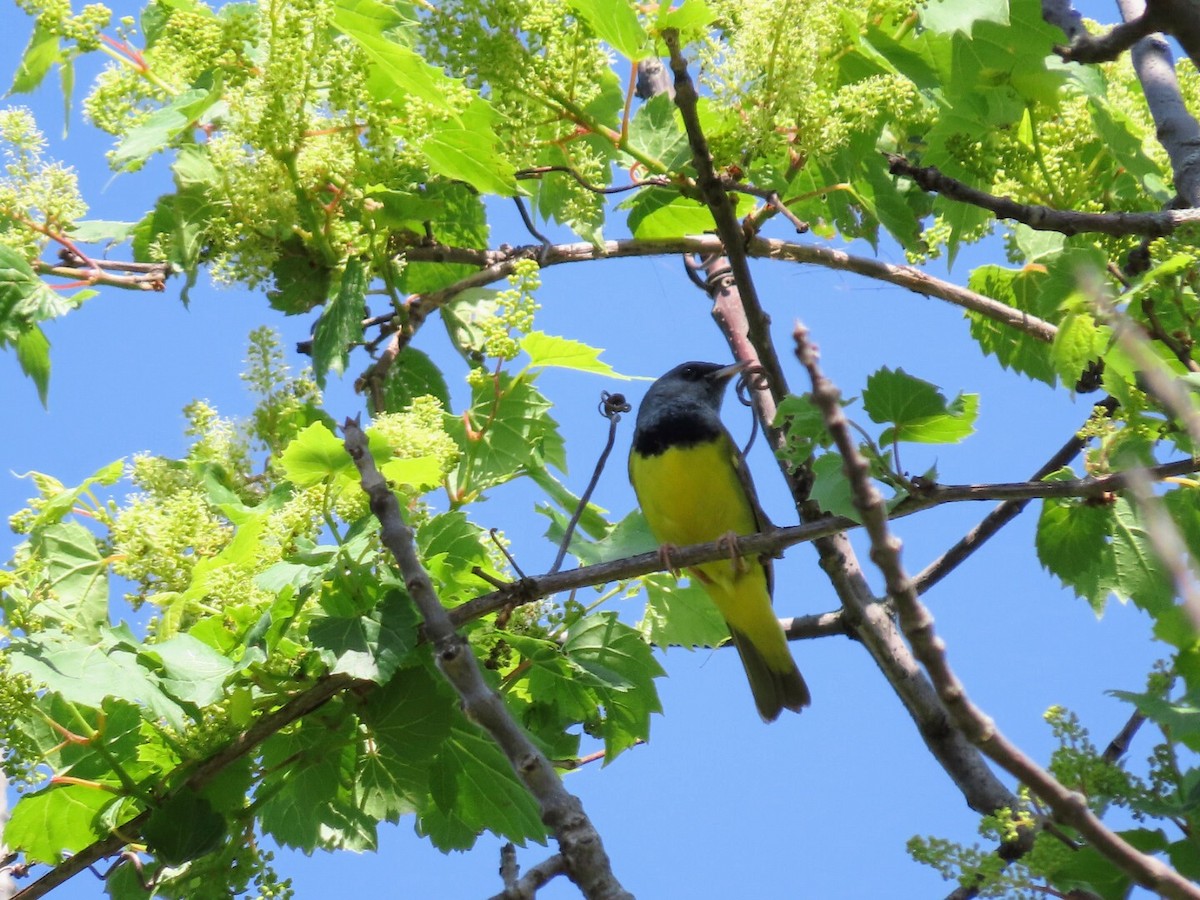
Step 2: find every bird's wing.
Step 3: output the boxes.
[724,428,775,597]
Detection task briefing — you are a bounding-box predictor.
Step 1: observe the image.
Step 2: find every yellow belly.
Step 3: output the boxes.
[629,437,758,549]
[630,434,809,717]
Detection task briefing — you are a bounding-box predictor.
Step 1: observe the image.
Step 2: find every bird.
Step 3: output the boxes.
[628,360,811,721]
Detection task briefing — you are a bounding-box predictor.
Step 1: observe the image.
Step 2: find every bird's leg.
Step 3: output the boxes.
[657,543,683,577]
[716,530,748,575]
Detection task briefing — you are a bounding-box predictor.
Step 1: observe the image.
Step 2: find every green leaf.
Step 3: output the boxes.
[566,0,649,60]
[29,521,109,640]
[18,459,124,530]
[965,264,1057,385]
[1111,692,1200,752]
[774,393,830,467]
[1050,841,1133,900]
[1164,487,1200,560]
[10,22,60,94]
[258,716,358,851]
[441,288,503,358]
[655,0,714,33]
[110,86,220,171]
[267,238,332,314]
[557,507,653,567]
[142,634,235,705]
[626,93,690,170]
[1050,310,1102,388]
[562,611,664,758]
[503,631,603,727]
[421,99,517,196]
[312,258,367,386]
[5,784,115,864]
[310,593,419,683]
[421,718,548,850]
[920,0,1008,35]
[1036,470,1116,613]
[360,660,454,818]
[15,324,51,405]
[527,464,612,543]
[9,630,186,729]
[333,0,454,106]
[625,189,754,238]
[142,789,227,866]
[445,374,566,498]
[639,576,730,649]
[130,184,215,301]
[29,697,148,783]
[1090,99,1168,200]
[810,452,859,522]
[417,511,505,605]
[363,185,446,233]
[0,244,72,346]
[1110,497,1174,614]
[379,454,444,491]
[68,219,140,245]
[279,422,354,487]
[863,367,978,444]
[520,330,628,378]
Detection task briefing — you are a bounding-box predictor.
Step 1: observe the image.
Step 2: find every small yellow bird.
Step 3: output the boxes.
[629,360,810,721]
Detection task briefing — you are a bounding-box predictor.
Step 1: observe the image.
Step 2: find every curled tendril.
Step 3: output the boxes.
[733,365,768,457]
[599,391,631,418]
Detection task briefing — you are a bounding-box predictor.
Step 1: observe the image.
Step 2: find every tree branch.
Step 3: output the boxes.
[12,674,356,900]
[342,420,632,900]
[792,321,1200,900]
[1054,10,1159,63]
[1055,0,1200,74]
[34,259,170,292]
[663,28,794,415]
[1118,0,1200,207]
[447,455,1200,628]
[913,397,1119,594]
[886,153,1200,237]
[345,233,1058,392]
[1041,0,1086,42]
[487,853,567,900]
[663,27,1022,826]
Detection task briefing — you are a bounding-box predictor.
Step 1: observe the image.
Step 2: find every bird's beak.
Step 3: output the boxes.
[707,360,751,384]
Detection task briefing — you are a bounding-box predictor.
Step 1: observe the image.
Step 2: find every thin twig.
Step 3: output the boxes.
[34,261,169,292]
[515,166,671,195]
[500,843,519,891]
[723,178,810,234]
[1103,710,1148,763]
[792,321,1200,900]
[549,393,631,575]
[512,196,553,264]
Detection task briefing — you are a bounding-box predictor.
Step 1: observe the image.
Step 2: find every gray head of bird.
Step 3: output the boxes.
[636,360,748,429]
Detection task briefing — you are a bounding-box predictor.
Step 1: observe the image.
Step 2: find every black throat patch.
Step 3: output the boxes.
[632,412,722,457]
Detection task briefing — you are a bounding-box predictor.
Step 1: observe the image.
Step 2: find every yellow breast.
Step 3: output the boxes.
[629,436,758,549]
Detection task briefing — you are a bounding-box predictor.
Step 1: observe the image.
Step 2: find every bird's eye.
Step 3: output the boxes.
[681,365,697,379]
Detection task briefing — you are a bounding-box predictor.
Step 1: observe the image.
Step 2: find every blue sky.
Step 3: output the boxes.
[0,1,1174,897]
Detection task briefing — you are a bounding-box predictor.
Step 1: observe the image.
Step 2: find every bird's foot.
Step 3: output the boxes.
[657,543,682,577]
[716,530,748,575]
